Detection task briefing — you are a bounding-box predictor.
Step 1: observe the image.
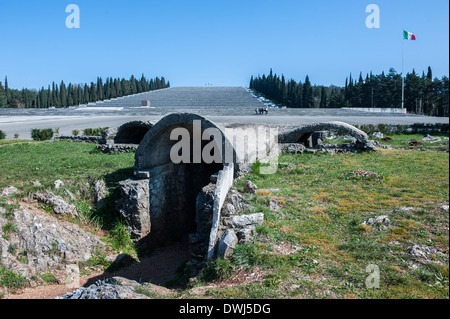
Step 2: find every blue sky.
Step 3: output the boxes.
[0,0,448,90]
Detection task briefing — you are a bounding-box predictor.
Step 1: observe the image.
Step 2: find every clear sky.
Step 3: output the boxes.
[0,0,448,90]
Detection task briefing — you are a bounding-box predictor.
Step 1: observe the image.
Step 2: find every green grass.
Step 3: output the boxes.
[373,133,449,152]
[0,141,136,262]
[210,147,449,299]
[0,138,448,299]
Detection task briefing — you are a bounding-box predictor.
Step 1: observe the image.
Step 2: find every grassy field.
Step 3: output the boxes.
[0,139,448,299]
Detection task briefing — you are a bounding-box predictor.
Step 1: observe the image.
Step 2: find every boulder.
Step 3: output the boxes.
[115,178,150,240]
[0,208,104,278]
[54,180,64,190]
[244,180,257,194]
[362,215,390,226]
[93,179,108,209]
[32,191,77,217]
[236,226,256,243]
[217,229,238,258]
[0,186,19,198]
[228,213,264,229]
[56,277,150,299]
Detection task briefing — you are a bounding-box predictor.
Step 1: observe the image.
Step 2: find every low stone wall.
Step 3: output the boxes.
[56,136,102,143]
[206,163,235,260]
[96,143,138,154]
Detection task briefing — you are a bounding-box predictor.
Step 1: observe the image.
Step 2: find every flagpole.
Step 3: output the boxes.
[402,30,405,110]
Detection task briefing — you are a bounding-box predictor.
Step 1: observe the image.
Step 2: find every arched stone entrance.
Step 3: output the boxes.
[131,113,239,249]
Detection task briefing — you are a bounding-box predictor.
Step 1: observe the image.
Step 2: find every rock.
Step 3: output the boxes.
[115,178,150,241]
[229,213,264,229]
[279,143,305,154]
[32,191,77,217]
[0,186,19,198]
[269,198,281,212]
[54,180,64,190]
[373,132,384,139]
[409,245,438,260]
[217,229,238,258]
[236,226,256,243]
[422,134,435,141]
[244,180,257,194]
[31,181,42,187]
[0,208,104,279]
[64,189,76,201]
[93,179,108,209]
[223,203,236,216]
[439,205,449,212]
[230,193,243,213]
[362,215,390,226]
[56,277,150,299]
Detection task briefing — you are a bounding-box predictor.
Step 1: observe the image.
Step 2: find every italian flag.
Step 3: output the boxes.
[403,30,416,40]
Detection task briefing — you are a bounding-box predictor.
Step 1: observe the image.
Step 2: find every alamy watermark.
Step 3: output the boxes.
[365,4,380,29]
[365,264,380,288]
[169,120,279,175]
[66,4,80,29]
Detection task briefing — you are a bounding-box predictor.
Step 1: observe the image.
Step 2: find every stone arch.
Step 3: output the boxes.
[134,113,239,248]
[113,121,154,144]
[279,121,369,147]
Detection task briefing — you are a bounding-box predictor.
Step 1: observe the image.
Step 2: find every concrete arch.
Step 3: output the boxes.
[135,113,240,172]
[279,121,369,147]
[114,121,154,144]
[133,113,240,248]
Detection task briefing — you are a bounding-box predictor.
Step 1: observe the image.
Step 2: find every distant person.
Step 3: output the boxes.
[255,108,258,115]
[265,107,269,115]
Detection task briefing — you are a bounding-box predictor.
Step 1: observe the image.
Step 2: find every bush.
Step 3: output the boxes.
[83,127,108,137]
[199,258,234,282]
[31,128,54,141]
[0,130,5,140]
[72,129,80,136]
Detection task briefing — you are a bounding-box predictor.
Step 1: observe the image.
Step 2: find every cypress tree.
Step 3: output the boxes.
[60,81,67,107]
[302,75,313,108]
[89,82,97,101]
[0,82,7,107]
[319,86,327,108]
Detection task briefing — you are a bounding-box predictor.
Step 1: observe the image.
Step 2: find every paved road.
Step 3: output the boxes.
[0,87,448,139]
[1,113,448,140]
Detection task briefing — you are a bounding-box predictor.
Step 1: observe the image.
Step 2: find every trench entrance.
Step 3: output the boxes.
[297,132,314,147]
[114,125,151,144]
[142,124,223,250]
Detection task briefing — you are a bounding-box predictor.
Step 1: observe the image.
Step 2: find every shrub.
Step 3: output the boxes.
[0,130,5,140]
[83,127,108,137]
[72,129,80,136]
[31,128,54,141]
[199,258,234,282]
[0,266,27,290]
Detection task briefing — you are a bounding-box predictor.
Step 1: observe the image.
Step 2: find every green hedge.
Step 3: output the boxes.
[31,128,54,141]
[0,130,5,140]
[82,127,108,137]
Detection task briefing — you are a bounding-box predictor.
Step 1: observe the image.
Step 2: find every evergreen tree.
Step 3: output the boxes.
[0,82,7,107]
[319,86,327,108]
[60,81,67,107]
[89,82,97,101]
[302,75,313,108]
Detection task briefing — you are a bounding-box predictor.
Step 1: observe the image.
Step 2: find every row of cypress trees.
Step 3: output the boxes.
[0,74,170,108]
[250,68,449,117]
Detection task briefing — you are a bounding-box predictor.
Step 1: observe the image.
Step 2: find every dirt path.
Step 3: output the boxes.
[5,241,190,299]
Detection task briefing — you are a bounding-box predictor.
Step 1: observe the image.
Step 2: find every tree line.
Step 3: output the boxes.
[250,68,449,117]
[0,74,170,108]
